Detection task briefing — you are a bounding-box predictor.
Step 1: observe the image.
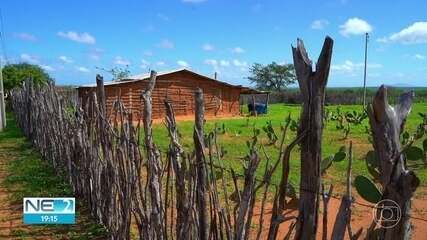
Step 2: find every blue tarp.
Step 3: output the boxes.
[248,103,267,114]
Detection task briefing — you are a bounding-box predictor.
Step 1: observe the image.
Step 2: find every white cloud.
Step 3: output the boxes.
[311,19,329,30]
[232,59,249,71]
[205,58,248,73]
[204,59,221,73]
[76,66,90,73]
[88,48,103,60]
[204,59,218,66]
[41,65,55,71]
[140,59,150,69]
[339,18,372,37]
[376,37,388,43]
[331,60,382,74]
[331,61,355,72]
[14,32,37,41]
[57,31,96,44]
[389,22,427,44]
[20,54,55,72]
[415,54,425,60]
[177,60,189,67]
[114,56,131,65]
[202,43,214,51]
[220,60,230,67]
[20,53,39,64]
[156,61,166,66]
[232,59,248,67]
[182,0,207,3]
[157,39,174,49]
[231,47,245,54]
[59,55,73,64]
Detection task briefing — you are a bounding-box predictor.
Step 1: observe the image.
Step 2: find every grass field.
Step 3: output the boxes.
[150,103,427,188]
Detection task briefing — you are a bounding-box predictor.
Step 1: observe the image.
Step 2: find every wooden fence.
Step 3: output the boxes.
[12,72,291,239]
[10,36,421,240]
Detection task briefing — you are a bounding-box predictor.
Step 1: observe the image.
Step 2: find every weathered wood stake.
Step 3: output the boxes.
[367,86,419,240]
[292,36,333,240]
[194,88,208,240]
[142,70,164,239]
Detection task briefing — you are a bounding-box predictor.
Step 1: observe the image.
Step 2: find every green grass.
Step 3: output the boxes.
[0,114,109,240]
[150,103,427,188]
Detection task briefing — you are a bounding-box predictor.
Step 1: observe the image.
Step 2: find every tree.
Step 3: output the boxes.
[248,62,296,91]
[97,65,131,81]
[2,63,52,94]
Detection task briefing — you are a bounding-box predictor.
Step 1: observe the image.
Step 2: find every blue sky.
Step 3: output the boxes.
[1,0,427,87]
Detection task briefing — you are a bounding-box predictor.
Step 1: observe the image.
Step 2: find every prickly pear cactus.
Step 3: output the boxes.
[354,175,381,204]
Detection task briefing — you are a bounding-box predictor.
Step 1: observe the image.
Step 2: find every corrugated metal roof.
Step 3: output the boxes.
[77,68,263,94]
[79,68,186,87]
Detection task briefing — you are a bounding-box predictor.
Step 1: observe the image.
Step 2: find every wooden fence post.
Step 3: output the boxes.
[142,70,165,239]
[96,74,106,117]
[292,36,333,240]
[367,86,419,240]
[24,77,35,139]
[194,88,208,240]
[165,99,192,239]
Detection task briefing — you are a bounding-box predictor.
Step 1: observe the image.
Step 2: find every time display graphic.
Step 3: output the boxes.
[23,198,75,224]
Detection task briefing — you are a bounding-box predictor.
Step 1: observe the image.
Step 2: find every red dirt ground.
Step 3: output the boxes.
[251,191,427,239]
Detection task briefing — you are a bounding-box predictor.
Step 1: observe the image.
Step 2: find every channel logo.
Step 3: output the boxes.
[372,199,401,228]
[23,197,75,224]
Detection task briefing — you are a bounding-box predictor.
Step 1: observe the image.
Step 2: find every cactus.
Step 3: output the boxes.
[344,110,367,125]
[405,146,424,161]
[333,149,346,162]
[320,155,334,174]
[215,122,226,135]
[365,151,379,167]
[262,120,278,145]
[365,151,380,180]
[324,108,332,125]
[354,175,382,204]
[329,107,367,139]
[321,146,346,174]
[289,119,299,132]
[401,131,410,145]
[246,128,260,150]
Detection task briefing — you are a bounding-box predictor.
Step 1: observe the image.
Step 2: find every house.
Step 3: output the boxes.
[77,68,264,119]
